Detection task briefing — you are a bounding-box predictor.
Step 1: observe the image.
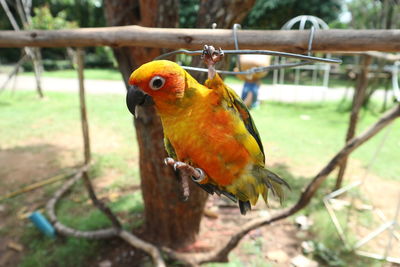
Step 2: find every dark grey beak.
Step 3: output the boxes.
[126,85,154,117]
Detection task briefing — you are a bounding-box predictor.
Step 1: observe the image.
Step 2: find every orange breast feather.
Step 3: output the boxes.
[166,100,252,187]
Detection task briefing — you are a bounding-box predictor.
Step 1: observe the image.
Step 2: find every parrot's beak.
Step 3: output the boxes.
[126,85,154,118]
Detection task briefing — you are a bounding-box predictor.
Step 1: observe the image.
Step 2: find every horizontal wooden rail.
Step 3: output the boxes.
[0,26,399,53]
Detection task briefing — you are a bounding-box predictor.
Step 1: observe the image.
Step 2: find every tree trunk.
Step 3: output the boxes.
[104,0,208,249]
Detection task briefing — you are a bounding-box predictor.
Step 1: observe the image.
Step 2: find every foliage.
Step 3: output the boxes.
[31,4,78,30]
[32,0,105,28]
[348,0,400,29]
[243,0,343,29]
[84,47,117,69]
[179,0,199,28]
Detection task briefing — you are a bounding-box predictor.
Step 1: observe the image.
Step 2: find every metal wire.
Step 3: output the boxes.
[182,61,315,75]
[307,26,315,56]
[154,48,342,75]
[392,61,400,102]
[155,49,341,64]
[232,24,242,71]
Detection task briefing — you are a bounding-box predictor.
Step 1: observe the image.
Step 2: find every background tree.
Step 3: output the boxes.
[348,0,400,29]
[243,0,342,29]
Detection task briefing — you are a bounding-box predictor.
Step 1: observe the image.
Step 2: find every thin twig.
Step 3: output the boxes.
[0,169,75,202]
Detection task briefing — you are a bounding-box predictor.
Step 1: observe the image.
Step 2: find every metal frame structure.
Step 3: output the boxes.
[273,15,332,90]
[324,118,400,264]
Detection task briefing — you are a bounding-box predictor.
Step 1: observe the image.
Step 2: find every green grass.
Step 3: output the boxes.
[21,68,123,80]
[0,90,136,148]
[21,68,357,89]
[1,90,398,266]
[251,101,400,181]
[0,90,141,266]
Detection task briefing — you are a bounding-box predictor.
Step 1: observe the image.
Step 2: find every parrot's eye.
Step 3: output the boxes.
[149,76,165,90]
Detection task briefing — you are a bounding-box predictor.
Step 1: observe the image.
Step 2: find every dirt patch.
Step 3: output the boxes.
[0,142,78,267]
[331,161,400,261]
[0,123,130,266]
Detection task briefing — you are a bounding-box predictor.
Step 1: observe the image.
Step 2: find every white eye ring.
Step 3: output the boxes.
[149,76,165,90]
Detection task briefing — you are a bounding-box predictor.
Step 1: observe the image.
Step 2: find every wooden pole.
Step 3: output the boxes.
[77,48,91,165]
[76,48,121,228]
[335,55,372,190]
[0,27,400,52]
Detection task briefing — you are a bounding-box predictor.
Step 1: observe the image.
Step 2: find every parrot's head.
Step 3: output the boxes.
[127,60,190,116]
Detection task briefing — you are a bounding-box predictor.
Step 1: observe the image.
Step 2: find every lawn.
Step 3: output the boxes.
[21,68,124,80]
[21,68,369,89]
[0,90,398,266]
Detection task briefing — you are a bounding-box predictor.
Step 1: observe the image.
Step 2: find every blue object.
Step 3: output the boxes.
[241,81,260,109]
[29,211,56,238]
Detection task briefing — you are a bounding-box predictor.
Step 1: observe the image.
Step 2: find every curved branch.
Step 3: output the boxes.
[45,166,166,267]
[164,103,400,264]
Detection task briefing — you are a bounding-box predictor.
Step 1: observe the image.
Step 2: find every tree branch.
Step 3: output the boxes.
[163,103,400,264]
[45,165,166,267]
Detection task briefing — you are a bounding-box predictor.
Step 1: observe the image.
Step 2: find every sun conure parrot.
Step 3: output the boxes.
[126,46,289,215]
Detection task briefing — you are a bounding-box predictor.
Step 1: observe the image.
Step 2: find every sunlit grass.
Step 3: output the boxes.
[21,68,123,80]
[1,90,398,266]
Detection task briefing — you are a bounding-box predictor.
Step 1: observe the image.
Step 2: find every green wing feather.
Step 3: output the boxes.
[164,136,177,159]
[224,85,266,163]
[204,74,265,163]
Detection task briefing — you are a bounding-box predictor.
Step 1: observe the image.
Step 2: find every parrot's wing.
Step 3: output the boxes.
[226,86,266,163]
[205,74,265,163]
[164,136,177,159]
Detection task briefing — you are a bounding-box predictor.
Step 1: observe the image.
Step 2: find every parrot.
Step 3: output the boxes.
[126,46,289,215]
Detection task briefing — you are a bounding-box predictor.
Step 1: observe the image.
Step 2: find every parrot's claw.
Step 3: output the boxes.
[202,45,224,80]
[192,168,206,183]
[164,158,208,200]
[173,161,183,171]
[201,45,224,65]
[164,158,205,182]
[164,157,174,166]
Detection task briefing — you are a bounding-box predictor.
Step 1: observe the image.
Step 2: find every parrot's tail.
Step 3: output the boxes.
[226,166,289,215]
[259,168,290,204]
[251,166,289,205]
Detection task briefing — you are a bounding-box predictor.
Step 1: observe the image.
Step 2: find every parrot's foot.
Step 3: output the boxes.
[164,157,207,201]
[164,157,205,182]
[201,45,224,79]
[163,158,245,213]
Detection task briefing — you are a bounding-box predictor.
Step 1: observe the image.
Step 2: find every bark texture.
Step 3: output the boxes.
[104,0,208,248]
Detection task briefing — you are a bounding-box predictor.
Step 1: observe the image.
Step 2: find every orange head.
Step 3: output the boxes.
[129,60,188,101]
[126,60,195,116]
